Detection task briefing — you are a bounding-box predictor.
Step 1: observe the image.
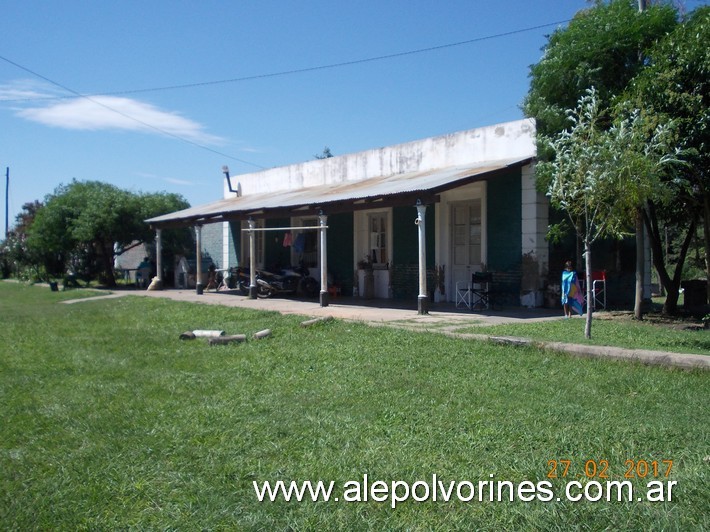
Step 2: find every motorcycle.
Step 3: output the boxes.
[255,264,319,299]
[232,267,252,295]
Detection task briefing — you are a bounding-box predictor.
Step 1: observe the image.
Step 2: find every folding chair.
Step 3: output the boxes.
[471,271,492,310]
[455,279,472,309]
[591,270,607,310]
[581,271,607,310]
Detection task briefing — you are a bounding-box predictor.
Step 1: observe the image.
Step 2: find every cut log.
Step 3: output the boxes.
[193,330,225,338]
[253,329,272,340]
[208,334,247,346]
[300,316,334,328]
[179,331,196,340]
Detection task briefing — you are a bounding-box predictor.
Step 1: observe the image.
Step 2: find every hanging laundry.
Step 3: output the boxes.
[283,231,292,247]
[293,233,305,253]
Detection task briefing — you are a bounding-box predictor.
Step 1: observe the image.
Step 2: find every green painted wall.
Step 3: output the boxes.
[486,169,522,303]
[264,217,291,269]
[392,205,435,266]
[487,169,521,270]
[391,204,435,299]
[327,212,354,294]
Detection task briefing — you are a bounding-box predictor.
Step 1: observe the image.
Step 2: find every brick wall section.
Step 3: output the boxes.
[200,223,224,268]
[490,270,523,307]
[391,264,442,300]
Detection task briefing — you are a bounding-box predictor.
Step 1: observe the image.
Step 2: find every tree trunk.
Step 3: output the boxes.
[584,240,593,339]
[703,194,710,304]
[100,241,117,287]
[576,222,584,272]
[643,201,697,315]
[634,208,644,320]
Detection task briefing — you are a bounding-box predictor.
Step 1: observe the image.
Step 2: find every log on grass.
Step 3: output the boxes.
[300,316,334,328]
[193,330,225,338]
[179,331,196,340]
[208,334,247,346]
[253,329,272,340]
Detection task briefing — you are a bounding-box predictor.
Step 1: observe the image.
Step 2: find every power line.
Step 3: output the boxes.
[0,19,571,103]
[0,18,572,169]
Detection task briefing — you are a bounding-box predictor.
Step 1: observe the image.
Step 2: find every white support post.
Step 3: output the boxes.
[195,225,203,295]
[319,212,328,307]
[154,228,163,290]
[416,202,428,314]
[248,218,257,299]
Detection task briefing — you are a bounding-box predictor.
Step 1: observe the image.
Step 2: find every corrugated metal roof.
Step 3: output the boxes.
[147,157,532,227]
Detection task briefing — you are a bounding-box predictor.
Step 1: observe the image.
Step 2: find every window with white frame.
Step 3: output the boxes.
[367,212,388,265]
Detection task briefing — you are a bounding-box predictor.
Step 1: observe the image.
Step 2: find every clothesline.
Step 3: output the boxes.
[240,225,328,232]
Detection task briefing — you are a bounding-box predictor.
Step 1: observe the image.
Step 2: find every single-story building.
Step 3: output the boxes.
[147,118,549,312]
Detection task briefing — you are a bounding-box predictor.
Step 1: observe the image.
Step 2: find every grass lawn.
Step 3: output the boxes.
[454,313,710,356]
[1,282,708,530]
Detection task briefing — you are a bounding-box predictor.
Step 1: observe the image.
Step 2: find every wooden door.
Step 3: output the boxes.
[451,200,482,292]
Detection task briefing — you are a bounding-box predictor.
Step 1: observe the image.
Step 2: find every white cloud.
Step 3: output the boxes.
[0,79,63,101]
[162,177,196,186]
[14,94,223,145]
[134,171,197,187]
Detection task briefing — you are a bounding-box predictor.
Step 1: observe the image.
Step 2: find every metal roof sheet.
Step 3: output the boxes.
[147,156,532,226]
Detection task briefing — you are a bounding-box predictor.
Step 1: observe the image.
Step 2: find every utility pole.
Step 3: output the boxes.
[635,0,649,319]
[4,167,8,238]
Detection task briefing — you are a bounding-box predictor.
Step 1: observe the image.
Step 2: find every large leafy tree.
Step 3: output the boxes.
[523,0,685,317]
[627,6,710,310]
[524,0,677,147]
[27,180,189,286]
[0,201,47,279]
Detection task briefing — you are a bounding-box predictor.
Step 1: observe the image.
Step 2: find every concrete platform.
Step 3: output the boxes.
[132,288,565,327]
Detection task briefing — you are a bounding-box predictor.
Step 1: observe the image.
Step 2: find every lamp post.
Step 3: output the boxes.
[248,218,257,299]
[154,228,163,290]
[319,212,328,307]
[195,225,203,295]
[415,201,428,315]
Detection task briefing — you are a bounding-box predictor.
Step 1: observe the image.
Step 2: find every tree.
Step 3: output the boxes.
[524,0,677,145]
[136,192,194,262]
[314,147,333,160]
[524,0,681,317]
[27,180,189,286]
[0,201,46,279]
[541,89,680,338]
[627,6,710,310]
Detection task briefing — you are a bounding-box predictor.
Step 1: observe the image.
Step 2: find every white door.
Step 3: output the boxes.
[451,200,482,292]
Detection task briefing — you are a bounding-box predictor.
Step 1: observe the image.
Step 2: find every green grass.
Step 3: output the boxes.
[1,282,708,530]
[453,314,710,355]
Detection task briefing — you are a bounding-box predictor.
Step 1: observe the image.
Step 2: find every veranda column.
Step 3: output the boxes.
[416,201,428,314]
[154,228,163,290]
[319,212,328,307]
[195,225,203,295]
[248,218,257,299]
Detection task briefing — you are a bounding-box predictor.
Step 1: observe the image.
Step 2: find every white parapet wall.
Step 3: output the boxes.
[225,119,536,198]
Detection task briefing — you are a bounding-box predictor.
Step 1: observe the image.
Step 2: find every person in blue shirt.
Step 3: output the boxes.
[561,260,584,318]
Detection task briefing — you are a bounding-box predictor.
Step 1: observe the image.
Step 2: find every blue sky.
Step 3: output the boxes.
[1,1,706,227]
